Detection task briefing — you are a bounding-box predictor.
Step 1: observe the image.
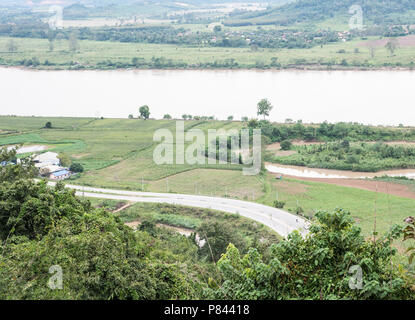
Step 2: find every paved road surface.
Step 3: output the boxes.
[49,182,310,238]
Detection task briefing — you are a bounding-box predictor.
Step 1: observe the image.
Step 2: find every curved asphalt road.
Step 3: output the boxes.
[48,183,310,238]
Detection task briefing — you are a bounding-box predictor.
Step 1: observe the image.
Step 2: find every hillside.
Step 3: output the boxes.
[225,0,415,27]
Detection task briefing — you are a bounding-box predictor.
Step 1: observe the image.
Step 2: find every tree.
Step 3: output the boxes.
[0,183,195,300]
[280,140,292,150]
[128,114,134,119]
[241,116,249,122]
[257,99,273,120]
[270,57,280,67]
[58,153,71,167]
[213,25,222,33]
[209,209,409,300]
[197,222,246,263]
[227,116,234,121]
[139,105,150,120]
[0,148,199,300]
[182,114,188,120]
[0,147,37,183]
[69,31,80,53]
[44,121,52,129]
[6,39,17,53]
[70,163,84,173]
[273,200,286,209]
[47,29,55,52]
[385,38,398,56]
[369,46,376,59]
[163,114,172,119]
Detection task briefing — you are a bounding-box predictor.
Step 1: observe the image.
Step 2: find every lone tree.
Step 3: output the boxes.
[213,25,222,33]
[139,105,150,120]
[385,38,398,56]
[163,114,172,119]
[44,121,52,129]
[69,163,84,173]
[257,98,273,120]
[6,39,17,53]
[280,140,292,150]
[69,31,80,53]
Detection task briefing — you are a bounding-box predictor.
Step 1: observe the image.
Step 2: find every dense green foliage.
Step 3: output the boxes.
[269,141,415,172]
[208,209,412,300]
[69,163,84,173]
[0,147,206,299]
[251,120,415,143]
[197,222,247,263]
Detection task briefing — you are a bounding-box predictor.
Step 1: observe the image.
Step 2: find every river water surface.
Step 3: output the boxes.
[1,68,414,126]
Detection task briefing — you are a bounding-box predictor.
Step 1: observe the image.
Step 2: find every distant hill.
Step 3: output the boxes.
[225,0,415,27]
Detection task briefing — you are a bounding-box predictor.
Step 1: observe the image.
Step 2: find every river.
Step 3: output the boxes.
[1,67,415,126]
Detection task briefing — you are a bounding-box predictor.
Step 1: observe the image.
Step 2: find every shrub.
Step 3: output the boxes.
[273,200,286,209]
[70,163,84,173]
[280,140,292,150]
[295,206,304,214]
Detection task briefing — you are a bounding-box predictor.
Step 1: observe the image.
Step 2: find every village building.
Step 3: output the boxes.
[33,151,72,180]
[49,169,71,180]
[33,152,60,167]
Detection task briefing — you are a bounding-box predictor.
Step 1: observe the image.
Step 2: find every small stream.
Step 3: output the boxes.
[266,163,415,180]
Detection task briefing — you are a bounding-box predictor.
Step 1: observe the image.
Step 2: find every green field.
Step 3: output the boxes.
[2,116,415,247]
[1,35,414,70]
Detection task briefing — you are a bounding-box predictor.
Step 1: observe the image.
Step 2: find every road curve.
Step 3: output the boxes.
[48,182,310,238]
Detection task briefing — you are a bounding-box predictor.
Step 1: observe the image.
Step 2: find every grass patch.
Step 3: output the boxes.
[115,202,281,244]
[1,35,415,70]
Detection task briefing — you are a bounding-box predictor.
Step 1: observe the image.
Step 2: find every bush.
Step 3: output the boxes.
[273,200,286,209]
[70,163,84,173]
[210,209,410,300]
[280,140,292,150]
[295,206,304,214]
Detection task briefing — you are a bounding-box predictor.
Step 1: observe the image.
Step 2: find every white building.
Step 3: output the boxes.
[33,152,60,166]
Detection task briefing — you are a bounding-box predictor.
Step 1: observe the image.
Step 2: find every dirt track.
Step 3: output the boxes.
[359,35,415,48]
[287,176,415,200]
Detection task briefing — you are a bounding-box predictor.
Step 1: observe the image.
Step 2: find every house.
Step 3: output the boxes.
[50,169,71,180]
[38,165,66,177]
[33,152,60,166]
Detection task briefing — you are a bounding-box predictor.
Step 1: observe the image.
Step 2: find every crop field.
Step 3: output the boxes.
[1,35,415,70]
[0,116,247,187]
